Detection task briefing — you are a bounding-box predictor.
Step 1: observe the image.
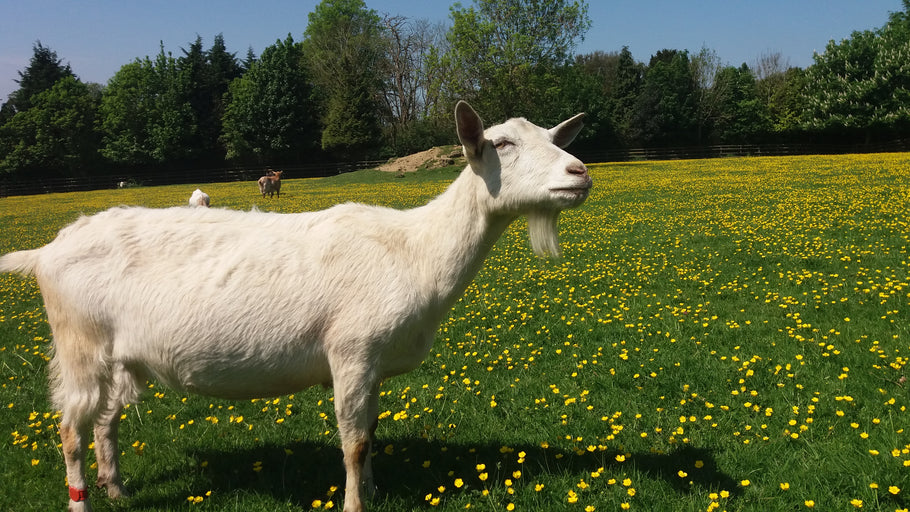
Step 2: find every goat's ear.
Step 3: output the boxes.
[550,113,585,149]
[455,101,486,159]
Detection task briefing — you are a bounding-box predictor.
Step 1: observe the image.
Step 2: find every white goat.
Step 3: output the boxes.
[188,188,210,207]
[0,101,590,512]
[258,170,283,198]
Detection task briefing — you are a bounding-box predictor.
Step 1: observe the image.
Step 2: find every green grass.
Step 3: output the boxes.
[1,154,909,511]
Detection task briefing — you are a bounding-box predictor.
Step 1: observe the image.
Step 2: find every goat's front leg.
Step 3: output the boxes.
[94,368,133,499]
[93,405,126,498]
[333,375,380,512]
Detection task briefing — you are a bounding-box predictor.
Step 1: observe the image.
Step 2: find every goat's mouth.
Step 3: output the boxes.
[550,184,591,203]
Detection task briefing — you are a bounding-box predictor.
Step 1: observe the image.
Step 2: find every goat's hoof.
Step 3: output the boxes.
[107,485,129,499]
[97,479,129,499]
[342,503,363,512]
[67,501,92,512]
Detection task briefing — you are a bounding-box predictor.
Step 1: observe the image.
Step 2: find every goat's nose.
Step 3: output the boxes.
[567,163,588,176]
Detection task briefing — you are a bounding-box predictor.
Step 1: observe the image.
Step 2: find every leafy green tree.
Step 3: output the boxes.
[574,51,621,90]
[221,35,319,163]
[753,51,798,134]
[241,47,258,73]
[98,60,155,165]
[0,76,99,175]
[557,57,615,150]
[429,0,591,122]
[321,85,380,153]
[606,47,643,146]
[710,64,770,143]
[631,49,697,146]
[0,102,15,126]
[179,36,209,162]
[99,45,195,165]
[179,34,241,163]
[801,1,910,137]
[148,47,197,163]
[762,67,807,134]
[689,46,724,144]
[302,0,386,157]
[7,41,74,114]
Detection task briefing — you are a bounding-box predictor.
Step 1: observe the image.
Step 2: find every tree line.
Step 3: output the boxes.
[1,0,909,184]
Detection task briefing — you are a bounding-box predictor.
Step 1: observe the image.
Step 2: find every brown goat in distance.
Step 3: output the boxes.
[258,170,283,198]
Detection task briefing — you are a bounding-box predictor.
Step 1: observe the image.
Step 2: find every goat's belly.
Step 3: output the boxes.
[141,345,332,400]
[378,331,437,379]
[185,369,328,400]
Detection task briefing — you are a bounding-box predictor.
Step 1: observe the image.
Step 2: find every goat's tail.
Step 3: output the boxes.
[0,249,41,276]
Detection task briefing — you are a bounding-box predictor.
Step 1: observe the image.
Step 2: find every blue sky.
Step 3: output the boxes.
[0,0,902,103]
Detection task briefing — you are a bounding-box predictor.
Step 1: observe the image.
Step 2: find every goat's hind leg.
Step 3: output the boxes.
[46,292,113,511]
[94,363,140,499]
[60,420,93,512]
[52,347,106,512]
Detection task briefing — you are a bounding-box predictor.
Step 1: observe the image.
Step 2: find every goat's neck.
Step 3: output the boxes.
[412,169,515,307]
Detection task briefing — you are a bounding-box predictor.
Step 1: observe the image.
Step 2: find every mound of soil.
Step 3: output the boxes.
[379,146,464,174]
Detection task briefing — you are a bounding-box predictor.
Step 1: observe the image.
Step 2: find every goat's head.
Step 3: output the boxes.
[455,100,591,257]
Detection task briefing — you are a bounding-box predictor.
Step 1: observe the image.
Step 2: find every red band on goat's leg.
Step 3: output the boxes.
[69,486,89,502]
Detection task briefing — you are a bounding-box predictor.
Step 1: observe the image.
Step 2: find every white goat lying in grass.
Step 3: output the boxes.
[188,188,210,207]
[0,101,591,512]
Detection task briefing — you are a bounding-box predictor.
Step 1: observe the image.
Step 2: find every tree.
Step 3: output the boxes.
[241,46,258,73]
[99,45,195,165]
[608,47,644,146]
[7,41,75,114]
[430,0,591,122]
[0,76,99,176]
[570,50,634,148]
[558,55,616,150]
[378,17,453,155]
[378,16,451,152]
[801,2,910,138]
[179,36,210,161]
[0,102,15,126]
[753,51,790,131]
[302,0,387,157]
[630,49,697,146]
[751,51,805,135]
[689,46,724,144]
[381,15,421,127]
[145,46,197,163]
[179,34,241,163]
[574,51,621,91]
[753,50,790,83]
[710,64,770,143]
[221,35,319,163]
[98,60,156,165]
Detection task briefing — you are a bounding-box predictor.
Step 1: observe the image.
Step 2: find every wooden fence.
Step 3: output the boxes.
[3,138,910,197]
[577,139,910,163]
[0,160,386,198]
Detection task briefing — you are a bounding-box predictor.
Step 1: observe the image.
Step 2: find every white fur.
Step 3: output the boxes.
[188,188,210,207]
[0,101,590,512]
[258,170,283,198]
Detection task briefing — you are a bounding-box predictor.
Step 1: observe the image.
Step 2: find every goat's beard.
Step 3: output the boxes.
[527,210,562,258]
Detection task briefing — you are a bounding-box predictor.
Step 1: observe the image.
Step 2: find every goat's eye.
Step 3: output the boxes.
[494,140,513,150]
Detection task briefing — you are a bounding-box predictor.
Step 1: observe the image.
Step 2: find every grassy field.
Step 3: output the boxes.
[1,154,909,511]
